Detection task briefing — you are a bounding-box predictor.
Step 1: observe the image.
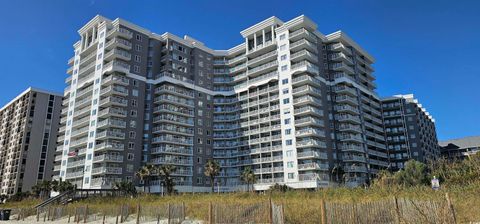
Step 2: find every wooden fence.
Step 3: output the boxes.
[9,194,456,224]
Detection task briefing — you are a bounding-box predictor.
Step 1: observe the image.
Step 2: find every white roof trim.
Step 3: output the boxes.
[1,87,63,112]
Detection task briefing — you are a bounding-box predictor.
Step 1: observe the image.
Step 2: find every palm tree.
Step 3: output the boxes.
[204,160,221,193]
[135,164,157,193]
[114,180,137,197]
[240,167,256,192]
[158,165,176,195]
[32,180,52,199]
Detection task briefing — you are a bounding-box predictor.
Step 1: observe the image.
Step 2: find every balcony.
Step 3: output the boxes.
[296,139,327,148]
[96,130,125,140]
[100,85,129,97]
[103,60,131,74]
[335,95,358,105]
[328,53,354,65]
[290,49,318,63]
[294,106,324,116]
[98,107,127,118]
[292,85,321,97]
[99,96,128,107]
[337,124,362,133]
[290,39,317,53]
[151,146,193,155]
[151,157,193,166]
[330,62,355,75]
[343,155,367,163]
[247,50,277,67]
[105,38,132,51]
[97,118,126,129]
[293,95,322,106]
[298,162,329,171]
[338,134,363,143]
[344,165,368,173]
[154,85,194,98]
[93,154,124,163]
[295,128,326,138]
[101,75,130,86]
[95,142,125,151]
[334,105,359,114]
[247,40,276,57]
[107,27,133,39]
[90,177,123,188]
[247,60,278,77]
[295,117,325,127]
[299,173,329,182]
[339,144,365,153]
[104,49,131,61]
[67,159,85,168]
[335,114,361,124]
[333,86,357,96]
[91,167,123,175]
[292,75,322,87]
[291,61,319,75]
[297,151,328,159]
[289,28,317,43]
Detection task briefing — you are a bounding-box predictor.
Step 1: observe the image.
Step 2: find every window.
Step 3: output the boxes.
[280,34,286,40]
[129,131,136,139]
[282,88,289,94]
[288,173,294,179]
[130,110,138,117]
[132,89,139,97]
[282,79,288,84]
[281,54,287,61]
[136,34,142,41]
[135,55,141,62]
[131,99,137,107]
[287,161,294,168]
[286,150,293,157]
[130,120,136,128]
[128,142,135,149]
[281,65,288,71]
[283,98,290,104]
[285,129,291,135]
[279,44,286,51]
[134,65,140,73]
[127,153,134,160]
[284,118,291,125]
[286,139,293,145]
[135,44,142,52]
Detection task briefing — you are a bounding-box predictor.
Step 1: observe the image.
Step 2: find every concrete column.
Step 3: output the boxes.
[245,37,249,53]
[84,33,88,49]
[262,29,265,45]
[92,26,96,42]
[81,35,85,51]
[271,26,275,42]
[254,33,257,50]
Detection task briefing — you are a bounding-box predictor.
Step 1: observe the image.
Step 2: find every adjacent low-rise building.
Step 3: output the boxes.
[0,87,62,196]
[381,94,440,170]
[439,136,480,160]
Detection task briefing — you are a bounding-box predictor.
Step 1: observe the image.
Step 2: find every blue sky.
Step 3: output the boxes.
[0,0,478,140]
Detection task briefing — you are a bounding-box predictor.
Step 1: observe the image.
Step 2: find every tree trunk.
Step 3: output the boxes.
[210,178,214,193]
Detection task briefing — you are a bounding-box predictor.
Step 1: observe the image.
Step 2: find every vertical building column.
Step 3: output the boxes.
[254,33,257,50]
[92,26,96,42]
[271,26,275,42]
[262,29,265,45]
[245,37,249,54]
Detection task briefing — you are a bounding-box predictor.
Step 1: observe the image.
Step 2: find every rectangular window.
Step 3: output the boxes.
[287,161,294,168]
[285,129,291,135]
[282,88,289,94]
[280,34,286,40]
[281,55,287,61]
[283,98,290,104]
[281,65,288,71]
[282,79,288,84]
[284,118,291,125]
[286,139,292,145]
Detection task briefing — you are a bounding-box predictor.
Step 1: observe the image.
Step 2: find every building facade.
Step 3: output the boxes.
[0,87,62,196]
[381,94,440,170]
[55,14,389,192]
[439,136,480,160]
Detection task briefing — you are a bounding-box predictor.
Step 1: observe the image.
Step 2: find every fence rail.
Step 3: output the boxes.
[8,195,456,224]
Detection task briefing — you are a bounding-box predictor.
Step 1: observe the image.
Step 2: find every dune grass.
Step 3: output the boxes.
[1,183,479,223]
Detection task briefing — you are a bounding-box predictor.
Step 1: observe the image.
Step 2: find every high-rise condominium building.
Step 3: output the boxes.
[381,94,440,170]
[55,14,388,192]
[0,87,62,196]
